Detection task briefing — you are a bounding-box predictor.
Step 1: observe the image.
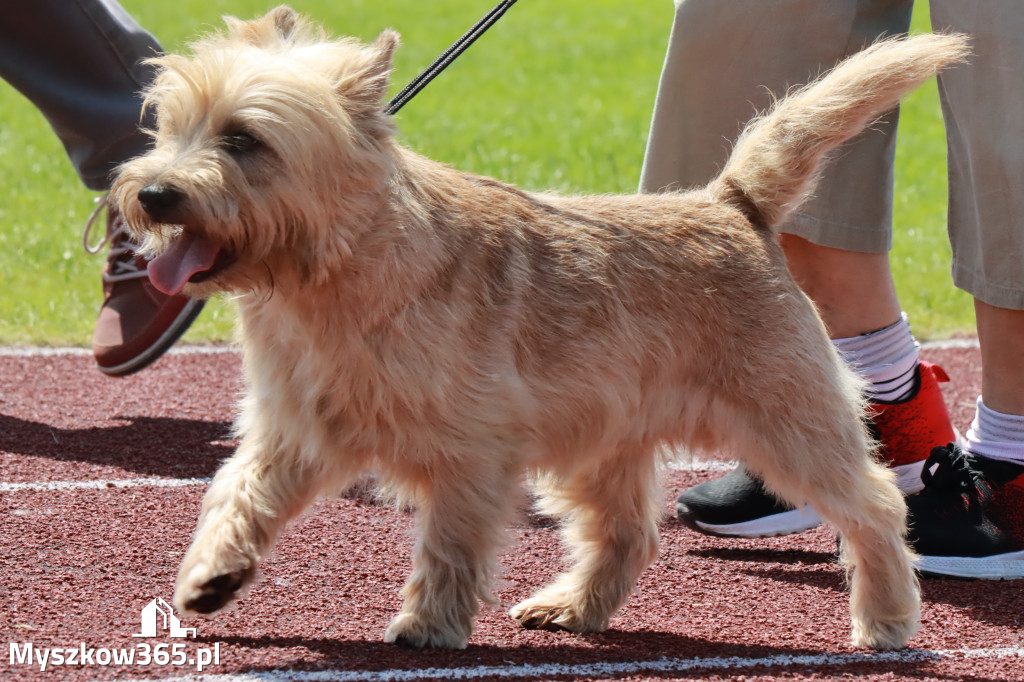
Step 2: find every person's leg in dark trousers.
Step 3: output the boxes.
[0,0,203,375]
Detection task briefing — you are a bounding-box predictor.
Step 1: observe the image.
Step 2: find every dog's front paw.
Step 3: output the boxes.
[384,612,469,649]
[509,595,607,633]
[174,559,255,616]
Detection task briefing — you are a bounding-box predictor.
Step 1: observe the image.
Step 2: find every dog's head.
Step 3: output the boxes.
[111,5,399,297]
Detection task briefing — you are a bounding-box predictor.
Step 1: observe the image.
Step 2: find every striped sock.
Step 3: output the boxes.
[832,313,919,403]
[965,398,1024,467]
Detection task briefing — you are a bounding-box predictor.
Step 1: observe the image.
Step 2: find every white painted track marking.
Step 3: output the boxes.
[0,345,236,357]
[0,459,729,493]
[147,645,1023,681]
[0,460,727,492]
[0,477,212,492]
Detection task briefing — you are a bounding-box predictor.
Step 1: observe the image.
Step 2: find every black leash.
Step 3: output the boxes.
[384,0,519,115]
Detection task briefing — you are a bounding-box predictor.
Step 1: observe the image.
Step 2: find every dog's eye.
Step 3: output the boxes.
[221,132,262,155]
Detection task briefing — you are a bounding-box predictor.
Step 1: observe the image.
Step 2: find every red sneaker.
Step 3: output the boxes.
[84,195,204,376]
[867,360,957,492]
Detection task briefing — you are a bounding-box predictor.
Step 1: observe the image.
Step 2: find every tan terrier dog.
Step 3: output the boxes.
[111,6,967,650]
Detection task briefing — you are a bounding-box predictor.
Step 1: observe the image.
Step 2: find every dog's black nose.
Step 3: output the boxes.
[138,184,186,223]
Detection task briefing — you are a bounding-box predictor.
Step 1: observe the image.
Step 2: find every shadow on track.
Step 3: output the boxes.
[199,630,832,679]
[0,413,233,478]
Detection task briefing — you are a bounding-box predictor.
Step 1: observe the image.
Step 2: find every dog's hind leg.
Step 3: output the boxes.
[384,453,521,649]
[510,447,662,633]
[736,353,920,650]
[828,460,921,650]
[173,436,324,616]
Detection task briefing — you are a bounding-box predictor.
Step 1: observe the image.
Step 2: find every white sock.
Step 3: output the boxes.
[832,313,919,403]
[964,397,1024,466]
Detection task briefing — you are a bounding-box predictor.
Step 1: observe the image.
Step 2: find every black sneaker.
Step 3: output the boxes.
[907,444,1024,579]
[675,467,822,538]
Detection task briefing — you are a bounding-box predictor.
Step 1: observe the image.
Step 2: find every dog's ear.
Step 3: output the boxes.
[336,30,400,112]
[267,5,300,38]
[224,5,303,46]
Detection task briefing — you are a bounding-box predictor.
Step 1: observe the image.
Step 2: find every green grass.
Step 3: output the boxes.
[0,0,972,346]
[891,6,974,337]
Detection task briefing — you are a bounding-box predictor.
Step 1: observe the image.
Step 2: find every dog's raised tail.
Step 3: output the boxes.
[711,33,969,230]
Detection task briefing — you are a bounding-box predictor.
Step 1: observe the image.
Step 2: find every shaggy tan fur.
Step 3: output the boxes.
[110,6,968,651]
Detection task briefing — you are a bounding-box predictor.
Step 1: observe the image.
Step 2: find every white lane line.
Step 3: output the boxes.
[0,346,236,357]
[146,644,1024,681]
[0,477,211,492]
[0,347,93,357]
[0,454,731,493]
[0,461,727,493]
[920,338,980,350]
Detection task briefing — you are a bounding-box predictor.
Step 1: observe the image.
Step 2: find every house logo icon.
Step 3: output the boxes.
[133,598,196,638]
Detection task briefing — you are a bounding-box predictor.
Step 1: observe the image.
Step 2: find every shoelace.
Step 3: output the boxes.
[919,443,993,508]
[82,194,148,283]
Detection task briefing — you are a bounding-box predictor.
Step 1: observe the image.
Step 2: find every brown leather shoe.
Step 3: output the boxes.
[85,195,204,376]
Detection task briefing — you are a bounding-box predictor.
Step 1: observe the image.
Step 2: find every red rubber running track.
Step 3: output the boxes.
[1,342,1021,681]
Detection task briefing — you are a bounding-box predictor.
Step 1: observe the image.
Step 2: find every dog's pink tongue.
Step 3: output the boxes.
[148,233,220,296]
